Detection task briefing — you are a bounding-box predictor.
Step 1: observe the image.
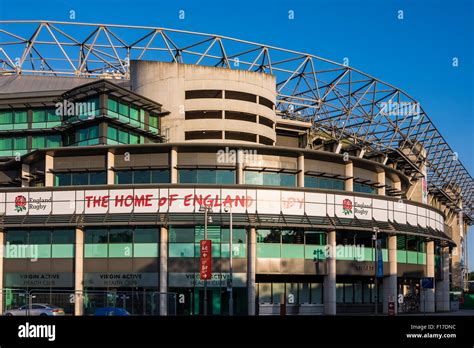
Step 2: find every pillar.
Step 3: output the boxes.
[74,227,84,316]
[45,154,54,187]
[236,149,244,184]
[297,154,304,187]
[160,226,168,316]
[344,162,353,191]
[107,151,114,185]
[0,230,4,315]
[170,147,178,184]
[421,241,435,313]
[436,247,450,312]
[324,230,336,315]
[383,234,397,314]
[377,170,385,196]
[247,227,256,315]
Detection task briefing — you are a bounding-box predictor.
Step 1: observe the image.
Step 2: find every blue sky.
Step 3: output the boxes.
[1,0,473,268]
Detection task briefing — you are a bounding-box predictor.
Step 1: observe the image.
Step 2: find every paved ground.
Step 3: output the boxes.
[340,309,474,316]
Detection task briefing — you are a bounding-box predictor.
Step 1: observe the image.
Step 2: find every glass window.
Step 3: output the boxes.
[52,229,75,244]
[363,283,371,303]
[133,170,150,184]
[29,230,51,244]
[169,243,194,257]
[259,283,272,304]
[286,283,298,304]
[305,231,325,245]
[216,170,235,184]
[109,227,133,243]
[310,283,323,304]
[108,98,118,113]
[245,171,262,185]
[72,172,88,186]
[272,283,285,304]
[14,111,28,123]
[169,227,195,243]
[54,173,71,186]
[85,228,108,244]
[0,110,13,124]
[179,170,196,183]
[151,169,169,183]
[257,229,280,243]
[280,173,296,187]
[118,129,129,143]
[195,225,221,243]
[344,283,354,304]
[263,172,279,186]
[32,110,46,123]
[6,230,28,244]
[354,283,363,303]
[221,228,246,244]
[134,228,158,243]
[89,171,106,185]
[115,170,133,184]
[336,284,344,303]
[281,229,304,244]
[107,126,118,140]
[14,137,27,150]
[119,102,129,116]
[300,283,310,304]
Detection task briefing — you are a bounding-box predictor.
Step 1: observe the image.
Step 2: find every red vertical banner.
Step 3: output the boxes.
[200,240,212,280]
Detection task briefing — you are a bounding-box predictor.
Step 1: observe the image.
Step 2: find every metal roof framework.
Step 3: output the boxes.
[0,20,472,221]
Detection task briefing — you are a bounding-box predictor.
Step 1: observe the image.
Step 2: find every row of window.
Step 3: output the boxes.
[0,109,61,131]
[184,131,274,145]
[50,168,382,194]
[107,126,146,145]
[5,229,75,258]
[107,98,159,133]
[85,226,159,258]
[169,226,246,258]
[184,110,274,129]
[185,89,275,110]
[258,282,381,305]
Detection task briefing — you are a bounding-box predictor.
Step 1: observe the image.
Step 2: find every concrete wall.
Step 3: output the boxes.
[130,61,277,144]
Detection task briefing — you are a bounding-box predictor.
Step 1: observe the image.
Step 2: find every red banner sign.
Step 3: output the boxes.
[200,240,212,280]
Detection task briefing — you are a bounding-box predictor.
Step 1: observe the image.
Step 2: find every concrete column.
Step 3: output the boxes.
[106,151,115,185]
[170,147,178,184]
[247,227,256,315]
[74,227,84,316]
[421,241,435,313]
[21,164,30,187]
[393,180,402,198]
[436,247,450,312]
[0,230,4,315]
[377,170,385,196]
[324,230,336,315]
[236,149,244,184]
[159,226,168,316]
[297,154,304,188]
[344,162,353,191]
[45,154,54,187]
[383,234,397,314]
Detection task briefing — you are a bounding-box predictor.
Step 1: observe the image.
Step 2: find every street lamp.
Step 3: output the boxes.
[199,204,213,316]
[224,205,233,316]
[372,226,379,316]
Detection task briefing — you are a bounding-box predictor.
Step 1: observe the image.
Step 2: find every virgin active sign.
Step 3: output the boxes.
[0,187,444,231]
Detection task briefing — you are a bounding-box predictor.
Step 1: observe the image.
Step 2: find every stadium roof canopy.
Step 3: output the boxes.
[0,20,472,222]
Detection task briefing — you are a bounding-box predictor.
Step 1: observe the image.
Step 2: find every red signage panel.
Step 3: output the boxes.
[200,240,212,280]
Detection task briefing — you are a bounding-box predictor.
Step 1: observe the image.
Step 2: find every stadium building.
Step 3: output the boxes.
[0,21,471,316]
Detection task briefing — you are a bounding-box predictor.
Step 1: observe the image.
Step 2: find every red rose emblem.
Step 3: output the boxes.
[342,199,352,215]
[14,195,27,212]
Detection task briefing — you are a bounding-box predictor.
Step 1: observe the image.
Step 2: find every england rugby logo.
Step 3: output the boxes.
[14,195,27,212]
[342,199,353,215]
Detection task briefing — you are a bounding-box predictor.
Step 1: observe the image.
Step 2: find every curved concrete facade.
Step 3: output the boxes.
[130,61,277,144]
